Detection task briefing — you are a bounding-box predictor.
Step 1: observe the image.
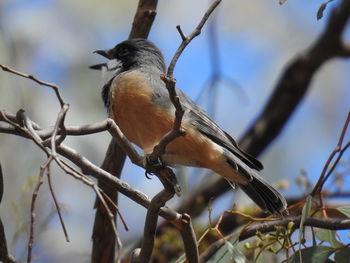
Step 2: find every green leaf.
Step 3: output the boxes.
[337,207,350,218]
[224,240,246,263]
[315,228,343,248]
[317,0,335,20]
[334,247,350,263]
[174,253,186,263]
[283,246,334,263]
[207,231,249,263]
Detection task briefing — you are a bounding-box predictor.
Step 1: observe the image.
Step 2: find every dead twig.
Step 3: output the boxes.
[0,64,65,107]
[46,165,70,242]
[311,111,350,196]
[167,0,222,77]
[27,158,52,263]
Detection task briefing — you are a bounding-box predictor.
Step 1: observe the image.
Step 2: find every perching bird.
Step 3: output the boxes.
[91,38,287,215]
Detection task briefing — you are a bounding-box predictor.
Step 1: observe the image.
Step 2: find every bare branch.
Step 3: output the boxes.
[0,64,65,107]
[240,0,350,156]
[149,0,221,194]
[148,75,185,176]
[167,0,221,77]
[55,143,181,221]
[311,111,350,196]
[27,158,52,263]
[105,119,144,167]
[46,104,69,150]
[129,0,158,39]
[132,188,175,263]
[47,165,70,242]
[180,214,199,263]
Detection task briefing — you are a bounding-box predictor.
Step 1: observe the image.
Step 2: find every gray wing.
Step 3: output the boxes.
[177,89,263,171]
[145,73,263,171]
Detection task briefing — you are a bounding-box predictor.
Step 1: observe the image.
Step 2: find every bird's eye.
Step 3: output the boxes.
[117,47,130,57]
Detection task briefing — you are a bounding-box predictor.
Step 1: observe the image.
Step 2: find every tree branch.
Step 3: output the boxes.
[199,216,350,262]
[175,0,350,221]
[167,0,222,77]
[132,187,175,263]
[180,214,199,263]
[129,0,158,39]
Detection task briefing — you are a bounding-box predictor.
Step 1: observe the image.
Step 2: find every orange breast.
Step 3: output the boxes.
[109,70,246,182]
[110,71,173,151]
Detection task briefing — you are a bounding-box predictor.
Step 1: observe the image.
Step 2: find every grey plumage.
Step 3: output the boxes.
[92,38,288,215]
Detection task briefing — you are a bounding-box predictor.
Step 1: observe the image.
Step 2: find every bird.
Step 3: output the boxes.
[91,38,287,215]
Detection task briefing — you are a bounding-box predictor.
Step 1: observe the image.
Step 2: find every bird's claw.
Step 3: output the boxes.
[144,155,164,179]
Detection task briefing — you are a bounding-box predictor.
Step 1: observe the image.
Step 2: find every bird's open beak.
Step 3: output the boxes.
[93,49,112,59]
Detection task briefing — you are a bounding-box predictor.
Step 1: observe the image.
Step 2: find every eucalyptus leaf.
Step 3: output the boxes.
[317,0,335,20]
[315,228,343,248]
[174,253,186,263]
[224,240,246,263]
[207,231,249,263]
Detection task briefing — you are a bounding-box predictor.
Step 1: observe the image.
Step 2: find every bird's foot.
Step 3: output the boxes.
[144,155,164,179]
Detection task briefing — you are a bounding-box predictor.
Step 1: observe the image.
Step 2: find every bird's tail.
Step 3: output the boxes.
[238,172,288,215]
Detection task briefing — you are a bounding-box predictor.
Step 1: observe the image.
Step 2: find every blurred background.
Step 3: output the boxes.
[0,0,349,262]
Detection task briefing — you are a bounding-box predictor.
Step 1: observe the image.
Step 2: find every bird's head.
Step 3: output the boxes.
[93,38,166,73]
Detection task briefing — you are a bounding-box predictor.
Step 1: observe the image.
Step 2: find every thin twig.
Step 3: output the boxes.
[101,191,129,231]
[45,104,69,149]
[311,111,350,196]
[149,0,221,190]
[27,158,52,263]
[105,119,144,167]
[167,0,221,77]
[46,165,70,242]
[0,64,65,107]
[93,185,122,263]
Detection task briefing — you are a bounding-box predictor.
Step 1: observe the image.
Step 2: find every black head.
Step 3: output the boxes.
[94,38,166,73]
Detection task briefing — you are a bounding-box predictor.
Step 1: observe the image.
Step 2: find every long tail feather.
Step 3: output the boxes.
[238,173,287,215]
